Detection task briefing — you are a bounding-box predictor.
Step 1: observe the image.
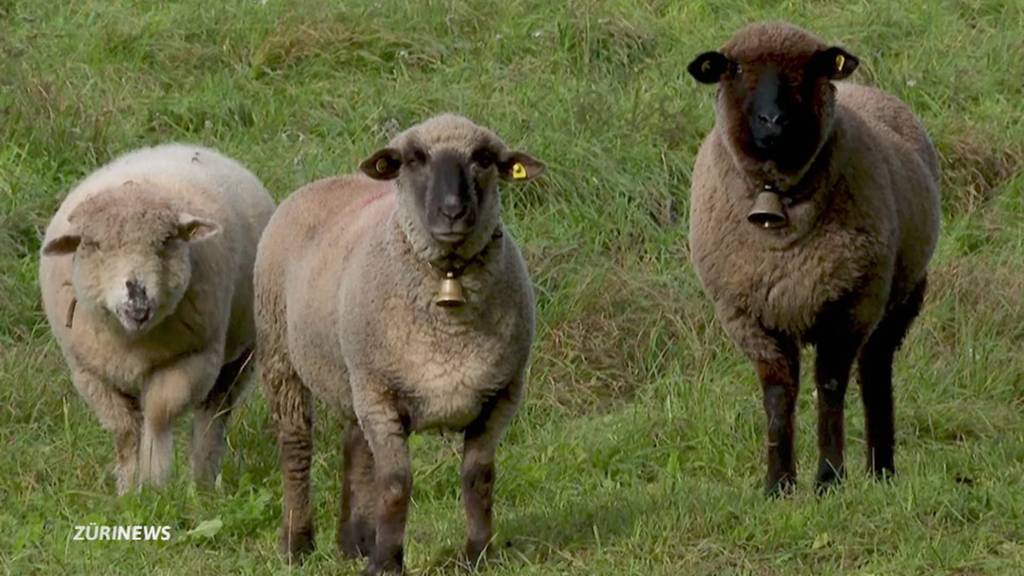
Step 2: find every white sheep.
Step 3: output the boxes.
[255,114,544,574]
[39,144,276,494]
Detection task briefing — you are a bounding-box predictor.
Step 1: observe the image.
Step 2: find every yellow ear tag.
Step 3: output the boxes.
[835,54,846,73]
[375,158,390,173]
[512,162,527,180]
[701,60,713,74]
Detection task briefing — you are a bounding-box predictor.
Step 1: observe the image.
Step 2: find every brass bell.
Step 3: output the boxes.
[747,191,788,229]
[435,271,466,308]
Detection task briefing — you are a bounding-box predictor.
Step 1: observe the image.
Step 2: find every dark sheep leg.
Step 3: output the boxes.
[813,334,862,492]
[338,421,377,559]
[359,398,411,576]
[858,277,927,478]
[461,380,522,566]
[754,340,800,497]
[265,367,315,561]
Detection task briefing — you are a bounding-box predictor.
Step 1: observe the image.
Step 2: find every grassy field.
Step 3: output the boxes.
[2,0,1023,574]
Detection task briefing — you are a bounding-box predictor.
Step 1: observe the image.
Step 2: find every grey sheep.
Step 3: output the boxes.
[686,22,940,495]
[254,114,544,574]
[39,144,276,493]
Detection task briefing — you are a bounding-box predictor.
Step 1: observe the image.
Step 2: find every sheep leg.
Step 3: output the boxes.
[338,420,377,559]
[191,347,254,487]
[264,365,316,561]
[754,340,800,497]
[813,334,862,492]
[461,380,522,566]
[357,388,411,576]
[858,277,927,478]
[140,352,219,488]
[71,368,141,495]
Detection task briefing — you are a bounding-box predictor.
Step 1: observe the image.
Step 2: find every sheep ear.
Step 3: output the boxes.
[359,148,402,181]
[816,47,859,80]
[42,234,81,256]
[687,51,732,84]
[498,151,545,182]
[177,213,221,242]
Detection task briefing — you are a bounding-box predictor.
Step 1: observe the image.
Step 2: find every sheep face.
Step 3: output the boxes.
[42,186,219,336]
[688,23,858,185]
[360,115,543,255]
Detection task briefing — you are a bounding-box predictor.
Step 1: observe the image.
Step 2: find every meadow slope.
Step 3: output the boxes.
[1,1,1022,574]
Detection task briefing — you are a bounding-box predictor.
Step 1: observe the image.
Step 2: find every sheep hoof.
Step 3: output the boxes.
[279,527,315,563]
[362,558,404,576]
[339,517,375,559]
[764,475,796,498]
[462,539,490,570]
[870,466,896,483]
[814,464,846,494]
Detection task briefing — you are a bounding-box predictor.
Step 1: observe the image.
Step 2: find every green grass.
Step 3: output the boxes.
[1,0,1023,574]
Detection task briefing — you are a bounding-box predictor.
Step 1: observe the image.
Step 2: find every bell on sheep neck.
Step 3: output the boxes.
[748,190,788,229]
[435,271,466,308]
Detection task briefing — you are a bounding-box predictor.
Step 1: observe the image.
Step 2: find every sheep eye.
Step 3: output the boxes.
[406,148,428,166]
[81,239,99,251]
[471,149,495,169]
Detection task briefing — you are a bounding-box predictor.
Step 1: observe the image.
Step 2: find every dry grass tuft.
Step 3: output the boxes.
[531,263,708,413]
[940,130,1022,215]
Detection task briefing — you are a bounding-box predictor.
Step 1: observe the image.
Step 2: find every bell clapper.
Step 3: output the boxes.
[65,297,78,329]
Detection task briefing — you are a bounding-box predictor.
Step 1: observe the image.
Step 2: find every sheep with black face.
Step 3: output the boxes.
[686,22,940,495]
[39,144,275,494]
[254,114,544,574]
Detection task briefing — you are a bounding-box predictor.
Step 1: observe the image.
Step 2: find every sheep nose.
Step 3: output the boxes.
[756,106,790,127]
[439,199,468,222]
[126,279,146,301]
[752,109,787,150]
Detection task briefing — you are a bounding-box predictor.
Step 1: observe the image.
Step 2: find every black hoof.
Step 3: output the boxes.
[339,517,376,559]
[764,474,796,498]
[870,466,896,482]
[279,526,315,564]
[363,545,404,575]
[815,463,846,494]
[362,558,404,576]
[462,538,490,569]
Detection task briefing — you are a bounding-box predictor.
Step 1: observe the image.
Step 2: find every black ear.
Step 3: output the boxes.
[816,46,859,80]
[359,147,402,181]
[687,51,732,84]
[498,151,545,182]
[42,234,81,256]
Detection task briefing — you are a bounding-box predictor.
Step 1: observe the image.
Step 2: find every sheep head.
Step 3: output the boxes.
[359,114,544,261]
[688,22,858,190]
[42,182,219,336]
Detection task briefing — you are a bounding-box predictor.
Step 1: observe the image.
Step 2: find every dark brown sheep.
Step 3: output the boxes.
[686,22,940,495]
